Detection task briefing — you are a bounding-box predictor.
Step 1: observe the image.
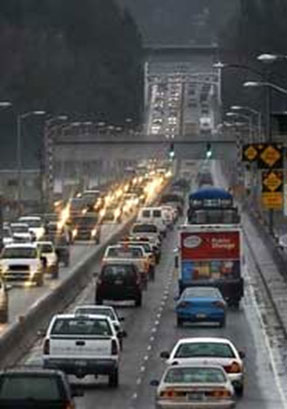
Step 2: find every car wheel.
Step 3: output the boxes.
[64,258,70,267]
[52,265,59,279]
[0,310,8,323]
[177,317,183,327]
[108,369,119,388]
[135,295,142,307]
[219,317,226,328]
[96,296,103,305]
[149,267,155,281]
[235,384,244,397]
[36,274,44,287]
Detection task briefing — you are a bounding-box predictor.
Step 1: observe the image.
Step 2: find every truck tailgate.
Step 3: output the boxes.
[50,336,111,357]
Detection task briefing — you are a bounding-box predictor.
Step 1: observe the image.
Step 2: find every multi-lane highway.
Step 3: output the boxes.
[21,181,287,408]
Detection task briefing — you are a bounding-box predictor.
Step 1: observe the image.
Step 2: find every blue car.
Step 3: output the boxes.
[176,286,227,327]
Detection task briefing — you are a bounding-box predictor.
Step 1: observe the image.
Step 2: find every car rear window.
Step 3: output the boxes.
[132,224,157,233]
[51,317,112,336]
[174,342,235,358]
[107,247,143,258]
[183,287,221,299]
[164,367,226,384]
[75,307,116,320]
[38,244,53,253]
[102,264,136,281]
[142,210,150,218]
[153,210,161,218]
[0,375,62,400]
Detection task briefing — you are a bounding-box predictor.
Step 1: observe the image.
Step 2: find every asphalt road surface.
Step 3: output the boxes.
[0,222,124,336]
[22,221,286,409]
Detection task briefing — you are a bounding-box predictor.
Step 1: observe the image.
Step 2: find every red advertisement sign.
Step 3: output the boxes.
[181,231,240,260]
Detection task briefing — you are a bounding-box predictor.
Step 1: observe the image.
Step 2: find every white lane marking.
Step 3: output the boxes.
[246,267,287,409]
[154,320,160,326]
[136,378,142,385]
[144,355,149,361]
[140,366,145,372]
[150,336,155,342]
[147,345,152,351]
[132,392,138,399]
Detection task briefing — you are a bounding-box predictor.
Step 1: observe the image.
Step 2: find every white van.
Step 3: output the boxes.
[137,207,167,236]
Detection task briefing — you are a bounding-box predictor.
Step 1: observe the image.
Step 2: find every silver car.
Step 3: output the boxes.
[151,364,235,409]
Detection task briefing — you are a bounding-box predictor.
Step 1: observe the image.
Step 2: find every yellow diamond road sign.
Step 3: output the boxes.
[244,145,257,161]
[260,145,281,167]
[263,172,282,192]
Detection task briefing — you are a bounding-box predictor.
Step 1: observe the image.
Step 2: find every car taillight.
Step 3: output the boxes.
[209,389,232,398]
[43,339,50,355]
[111,339,118,355]
[64,402,74,409]
[160,389,178,398]
[224,361,241,373]
[212,301,226,309]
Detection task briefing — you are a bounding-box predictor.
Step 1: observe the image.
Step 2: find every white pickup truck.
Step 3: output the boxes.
[43,313,121,387]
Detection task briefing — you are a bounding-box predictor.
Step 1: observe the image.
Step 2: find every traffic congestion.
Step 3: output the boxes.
[0,160,286,409]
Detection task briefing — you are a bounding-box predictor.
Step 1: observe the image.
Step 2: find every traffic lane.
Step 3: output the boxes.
[134,274,284,409]
[22,227,179,409]
[68,229,179,409]
[0,223,123,335]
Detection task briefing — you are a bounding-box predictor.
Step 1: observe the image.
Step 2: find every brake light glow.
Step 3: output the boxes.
[111,339,118,355]
[224,361,241,373]
[209,389,231,398]
[160,389,178,398]
[43,339,50,355]
[212,301,226,309]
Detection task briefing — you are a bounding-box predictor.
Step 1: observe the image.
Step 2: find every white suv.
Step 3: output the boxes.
[0,243,44,286]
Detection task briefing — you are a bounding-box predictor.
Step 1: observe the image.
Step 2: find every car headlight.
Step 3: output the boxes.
[91,229,98,237]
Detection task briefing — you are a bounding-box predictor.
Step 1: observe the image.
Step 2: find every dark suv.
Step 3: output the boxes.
[0,368,82,409]
[95,262,143,307]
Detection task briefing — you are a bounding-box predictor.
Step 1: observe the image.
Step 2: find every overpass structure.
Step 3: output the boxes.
[46,43,237,203]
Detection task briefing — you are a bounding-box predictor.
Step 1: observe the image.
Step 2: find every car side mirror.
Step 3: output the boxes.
[118,330,127,338]
[150,379,159,387]
[239,350,246,359]
[160,351,170,359]
[93,272,99,278]
[119,317,125,322]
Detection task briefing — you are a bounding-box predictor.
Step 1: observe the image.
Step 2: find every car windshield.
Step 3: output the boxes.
[2,248,37,259]
[132,224,157,233]
[164,367,226,384]
[0,375,62,400]
[174,342,235,358]
[11,225,29,234]
[38,244,53,253]
[20,219,41,228]
[76,307,116,320]
[51,317,112,336]
[107,247,143,258]
[182,287,221,299]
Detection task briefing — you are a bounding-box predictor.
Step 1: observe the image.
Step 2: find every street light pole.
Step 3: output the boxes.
[17,110,46,216]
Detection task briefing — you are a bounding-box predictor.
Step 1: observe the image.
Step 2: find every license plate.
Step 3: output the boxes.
[114,280,123,285]
[75,360,86,367]
[188,392,204,401]
[196,314,206,319]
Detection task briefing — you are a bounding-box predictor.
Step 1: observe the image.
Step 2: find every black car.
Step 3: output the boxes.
[70,214,101,243]
[95,262,143,307]
[0,368,82,409]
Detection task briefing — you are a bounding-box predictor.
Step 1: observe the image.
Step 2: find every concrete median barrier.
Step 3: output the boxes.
[0,216,136,368]
[0,181,171,368]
